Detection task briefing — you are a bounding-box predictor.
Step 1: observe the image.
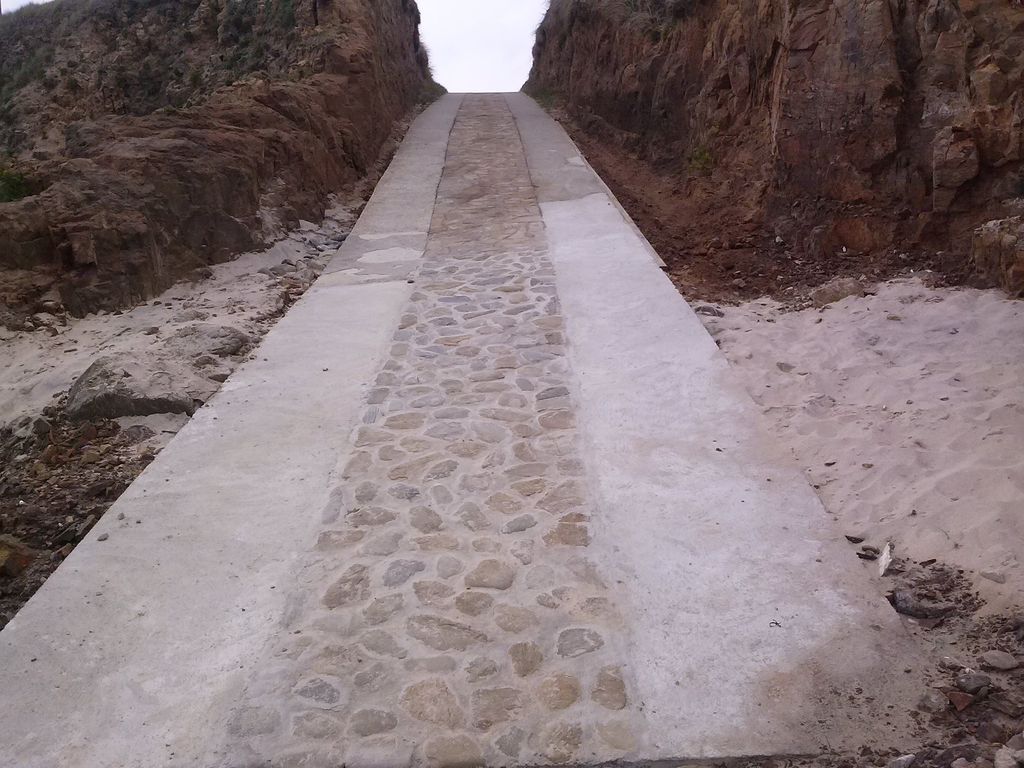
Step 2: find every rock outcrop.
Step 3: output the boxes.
[527,0,1024,295]
[0,0,435,315]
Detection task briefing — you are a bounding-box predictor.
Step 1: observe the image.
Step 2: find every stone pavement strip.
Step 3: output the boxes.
[0,94,924,768]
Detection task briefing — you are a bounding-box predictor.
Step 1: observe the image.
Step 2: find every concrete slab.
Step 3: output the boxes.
[0,93,924,767]
[507,92,924,757]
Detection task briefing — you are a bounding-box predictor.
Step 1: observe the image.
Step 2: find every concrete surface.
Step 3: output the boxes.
[0,93,923,767]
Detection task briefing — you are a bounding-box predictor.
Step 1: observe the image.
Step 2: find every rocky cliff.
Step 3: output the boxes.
[0,0,435,317]
[527,0,1024,296]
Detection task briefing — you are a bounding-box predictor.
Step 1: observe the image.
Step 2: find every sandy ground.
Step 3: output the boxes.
[698,278,1024,614]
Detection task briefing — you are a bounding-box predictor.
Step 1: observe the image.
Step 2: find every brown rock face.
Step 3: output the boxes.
[0,0,435,315]
[527,0,1024,293]
[973,216,1024,295]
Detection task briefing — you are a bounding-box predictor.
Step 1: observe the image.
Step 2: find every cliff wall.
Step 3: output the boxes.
[527,0,1024,296]
[0,0,434,315]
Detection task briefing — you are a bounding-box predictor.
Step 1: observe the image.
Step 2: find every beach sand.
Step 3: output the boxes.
[700,278,1024,613]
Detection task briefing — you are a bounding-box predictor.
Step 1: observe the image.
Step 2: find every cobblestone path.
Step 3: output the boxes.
[224,96,643,767]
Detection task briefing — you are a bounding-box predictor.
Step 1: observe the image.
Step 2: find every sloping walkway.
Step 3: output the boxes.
[0,95,923,768]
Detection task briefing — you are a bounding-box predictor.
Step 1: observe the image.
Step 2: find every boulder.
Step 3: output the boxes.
[65,356,197,420]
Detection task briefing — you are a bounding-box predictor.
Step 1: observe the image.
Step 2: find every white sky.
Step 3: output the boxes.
[419,0,548,92]
[2,0,549,92]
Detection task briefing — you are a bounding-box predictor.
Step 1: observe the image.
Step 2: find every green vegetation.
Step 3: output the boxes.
[0,167,30,203]
[688,145,715,175]
[420,79,448,105]
[271,0,297,30]
[529,87,561,111]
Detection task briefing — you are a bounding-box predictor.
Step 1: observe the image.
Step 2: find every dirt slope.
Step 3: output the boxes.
[526,0,1024,299]
[0,0,436,318]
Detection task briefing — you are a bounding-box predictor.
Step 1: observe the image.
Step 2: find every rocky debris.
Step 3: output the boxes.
[956,672,993,695]
[889,589,956,620]
[0,408,159,629]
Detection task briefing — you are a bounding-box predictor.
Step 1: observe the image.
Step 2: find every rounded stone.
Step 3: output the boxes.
[294,677,342,705]
[540,722,582,763]
[423,735,484,768]
[409,505,442,536]
[361,629,407,659]
[361,531,404,556]
[543,523,590,547]
[592,666,628,710]
[346,506,398,527]
[466,656,499,682]
[350,709,398,737]
[401,679,465,729]
[385,413,426,430]
[407,615,489,651]
[495,727,526,759]
[450,440,486,458]
[437,555,464,579]
[456,591,494,617]
[383,559,426,587]
[388,483,421,501]
[459,503,492,531]
[538,673,581,710]
[510,540,534,565]
[354,481,379,503]
[471,687,526,731]
[511,478,546,497]
[316,529,365,551]
[426,460,460,480]
[416,533,461,551]
[432,485,454,504]
[539,410,574,430]
[557,628,604,658]
[414,580,456,606]
[363,594,404,625]
[353,662,389,691]
[464,559,515,590]
[981,650,1019,671]
[495,606,540,634]
[509,642,544,677]
[323,565,370,608]
[501,514,537,533]
[292,711,342,739]
[597,720,637,752]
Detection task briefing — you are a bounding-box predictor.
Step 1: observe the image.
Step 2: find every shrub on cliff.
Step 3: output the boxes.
[0,168,29,203]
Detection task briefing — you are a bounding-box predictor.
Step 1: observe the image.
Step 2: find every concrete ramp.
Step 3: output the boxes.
[0,94,923,768]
